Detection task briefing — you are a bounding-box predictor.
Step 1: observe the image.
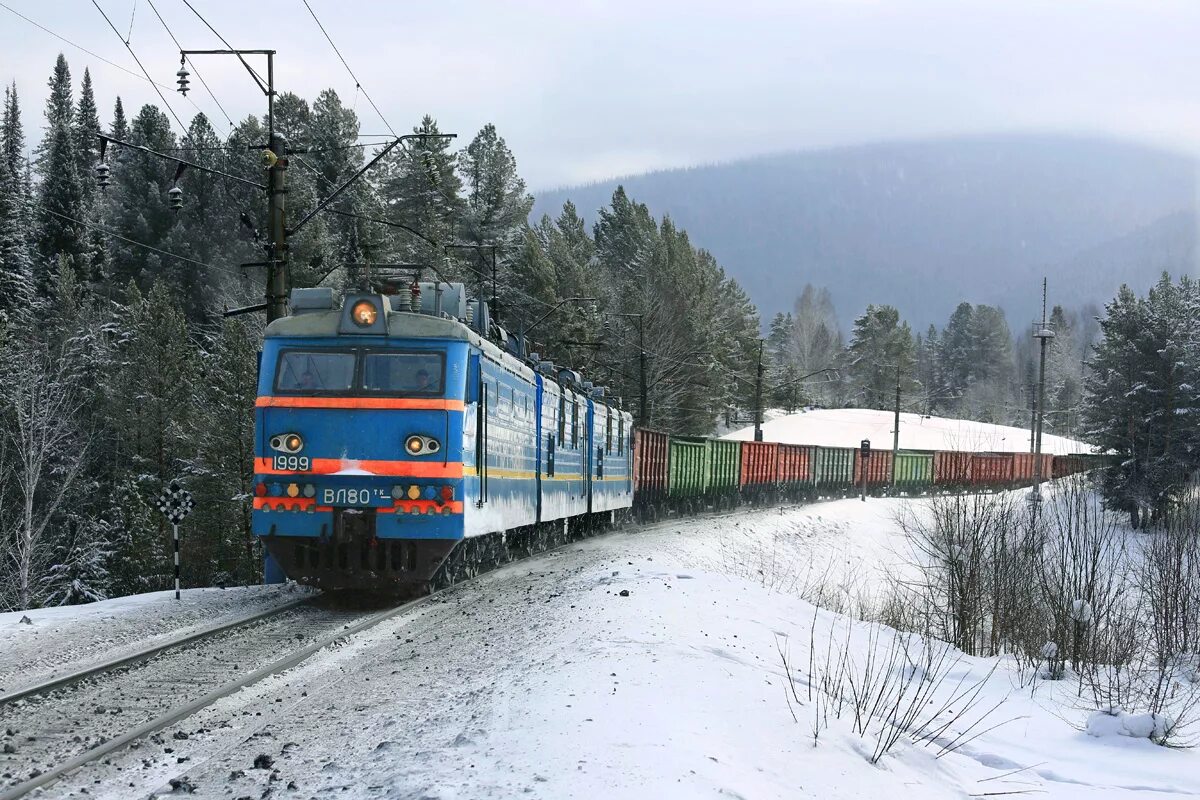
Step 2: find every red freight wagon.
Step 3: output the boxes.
[853,449,894,489]
[740,441,779,502]
[777,444,812,484]
[1011,453,1054,484]
[934,451,973,486]
[971,453,1013,486]
[740,441,779,487]
[1052,455,1085,479]
[633,428,669,517]
[777,444,814,501]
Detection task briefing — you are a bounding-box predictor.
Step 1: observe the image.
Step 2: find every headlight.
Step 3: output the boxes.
[351,300,378,327]
[270,433,304,453]
[405,435,440,456]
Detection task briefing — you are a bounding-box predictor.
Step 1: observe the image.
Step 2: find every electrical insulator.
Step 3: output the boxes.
[95,163,111,191]
[167,185,184,212]
[410,281,421,313]
[176,58,190,96]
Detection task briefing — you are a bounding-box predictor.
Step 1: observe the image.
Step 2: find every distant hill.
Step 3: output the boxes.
[533,135,1199,329]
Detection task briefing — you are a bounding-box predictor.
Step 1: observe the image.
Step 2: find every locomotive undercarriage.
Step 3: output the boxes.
[263,507,632,597]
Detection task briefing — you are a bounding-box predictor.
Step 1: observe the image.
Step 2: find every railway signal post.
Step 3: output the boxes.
[860,439,871,502]
[156,480,196,600]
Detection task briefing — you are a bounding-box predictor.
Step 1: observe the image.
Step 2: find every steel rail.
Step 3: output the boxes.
[0,596,311,707]
[0,596,428,800]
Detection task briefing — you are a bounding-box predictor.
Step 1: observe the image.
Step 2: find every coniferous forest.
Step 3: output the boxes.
[1,54,1196,610]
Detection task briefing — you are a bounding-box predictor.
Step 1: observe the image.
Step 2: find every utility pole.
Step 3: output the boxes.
[754,338,765,442]
[166,51,452,324]
[1032,278,1055,503]
[891,363,901,487]
[1029,383,1037,453]
[639,315,649,427]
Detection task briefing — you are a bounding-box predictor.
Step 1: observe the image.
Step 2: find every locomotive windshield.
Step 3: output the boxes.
[273,348,445,396]
[275,350,355,392]
[362,351,444,395]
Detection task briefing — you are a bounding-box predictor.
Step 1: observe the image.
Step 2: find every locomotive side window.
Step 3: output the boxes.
[558,393,566,446]
[571,398,579,448]
[362,351,445,395]
[618,417,624,455]
[275,350,355,393]
[605,408,612,453]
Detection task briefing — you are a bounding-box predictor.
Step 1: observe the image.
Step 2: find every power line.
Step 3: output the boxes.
[145,0,234,132]
[91,0,188,134]
[29,198,240,278]
[300,0,397,137]
[0,1,204,115]
[179,0,267,87]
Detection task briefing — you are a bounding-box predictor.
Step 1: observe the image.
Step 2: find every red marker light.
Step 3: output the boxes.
[441,485,454,501]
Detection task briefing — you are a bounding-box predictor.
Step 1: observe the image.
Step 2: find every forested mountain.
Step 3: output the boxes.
[534,135,1198,329]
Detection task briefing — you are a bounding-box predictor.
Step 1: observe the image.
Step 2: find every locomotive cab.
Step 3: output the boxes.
[253,288,472,593]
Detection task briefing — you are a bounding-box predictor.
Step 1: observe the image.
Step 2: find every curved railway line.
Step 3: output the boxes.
[0,596,429,800]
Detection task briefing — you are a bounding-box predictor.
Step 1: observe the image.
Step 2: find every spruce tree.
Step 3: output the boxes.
[74,68,102,205]
[1082,275,1200,526]
[110,96,129,141]
[379,115,463,268]
[2,82,24,183]
[0,85,34,322]
[457,123,534,322]
[34,54,86,293]
[846,304,917,409]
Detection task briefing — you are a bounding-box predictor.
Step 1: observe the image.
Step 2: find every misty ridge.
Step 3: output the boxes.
[534,133,1198,331]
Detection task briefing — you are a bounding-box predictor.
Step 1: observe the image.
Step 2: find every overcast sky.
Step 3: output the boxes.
[3,0,1199,189]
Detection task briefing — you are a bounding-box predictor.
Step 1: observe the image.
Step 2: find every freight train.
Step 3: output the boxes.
[251,285,1100,593]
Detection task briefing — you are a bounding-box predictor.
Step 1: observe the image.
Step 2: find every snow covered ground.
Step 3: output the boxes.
[0,583,313,695]
[723,407,1091,454]
[13,497,1197,799]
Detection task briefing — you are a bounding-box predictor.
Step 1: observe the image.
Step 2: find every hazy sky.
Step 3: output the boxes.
[2,0,1199,188]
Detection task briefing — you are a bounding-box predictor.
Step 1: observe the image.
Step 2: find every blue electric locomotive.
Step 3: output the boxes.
[252,284,633,592]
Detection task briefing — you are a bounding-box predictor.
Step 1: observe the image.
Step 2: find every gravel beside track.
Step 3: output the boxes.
[0,600,387,797]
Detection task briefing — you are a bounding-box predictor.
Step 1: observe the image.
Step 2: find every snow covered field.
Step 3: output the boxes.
[723,407,1091,454]
[8,497,1197,799]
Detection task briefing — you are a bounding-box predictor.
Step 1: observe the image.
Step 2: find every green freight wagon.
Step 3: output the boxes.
[813,446,855,495]
[708,438,742,509]
[668,436,711,512]
[892,450,934,494]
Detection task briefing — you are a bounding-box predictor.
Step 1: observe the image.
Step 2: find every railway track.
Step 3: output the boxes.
[0,597,426,800]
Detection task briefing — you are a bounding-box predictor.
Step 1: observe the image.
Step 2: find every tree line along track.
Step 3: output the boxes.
[0,597,429,800]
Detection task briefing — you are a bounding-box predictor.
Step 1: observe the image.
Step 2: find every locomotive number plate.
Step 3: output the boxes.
[272,455,311,472]
[320,487,392,507]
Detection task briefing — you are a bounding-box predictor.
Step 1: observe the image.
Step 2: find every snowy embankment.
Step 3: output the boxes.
[0,583,313,694]
[723,407,1091,454]
[18,498,1198,800]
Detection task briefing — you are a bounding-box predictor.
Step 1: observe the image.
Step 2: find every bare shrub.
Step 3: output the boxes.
[777,616,1011,763]
[1033,474,1131,680]
[895,492,1030,656]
